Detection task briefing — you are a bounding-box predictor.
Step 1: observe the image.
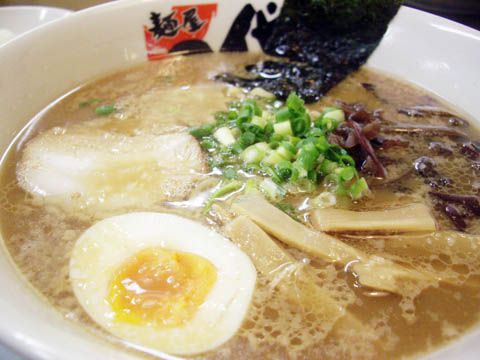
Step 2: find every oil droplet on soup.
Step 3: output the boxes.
[1,52,480,360]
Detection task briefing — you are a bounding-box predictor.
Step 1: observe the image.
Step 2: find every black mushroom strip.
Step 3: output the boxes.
[460,141,480,160]
[430,192,480,216]
[361,82,376,92]
[330,103,387,178]
[383,123,468,139]
[413,156,453,190]
[448,116,470,127]
[348,120,387,178]
[428,142,453,156]
[398,105,462,118]
[441,204,468,231]
[430,192,480,231]
[398,105,471,130]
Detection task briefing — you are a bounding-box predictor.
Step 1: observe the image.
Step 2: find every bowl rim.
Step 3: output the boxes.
[0,1,479,359]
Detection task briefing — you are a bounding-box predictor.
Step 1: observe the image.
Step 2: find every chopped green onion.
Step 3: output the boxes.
[270,133,284,143]
[241,123,265,141]
[318,108,345,132]
[308,127,324,137]
[336,166,356,182]
[214,111,229,125]
[349,177,369,200]
[214,127,236,146]
[320,117,335,131]
[238,131,256,148]
[320,159,338,175]
[293,162,308,178]
[275,160,297,181]
[231,143,244,155]
[243,163,262,174]
[255,142,270,152]
[251,115,267,128]
[228,110,238,119]
[190,93,369,203]
[290,114,311,136]
[203,181,243,212]
[263,150,286,166]
[307,170,318,182]
[289,136,301,146]
[95,105,115,116]
[240,145,265,164]
[286,93,305,114]
[339,154,355,167]
[294,178,316,192]
[280,141,296,154]
[277,142,295,160]
[200,138,218,150]
[275,107,291,122]
[259,178,285,200]
[273,121,293,136]
[296,143,320,171]
[313,135,330,153]
[231,127,242,138]
[323,108,345,123]
[190,124,215,139]
[264,122,274,137]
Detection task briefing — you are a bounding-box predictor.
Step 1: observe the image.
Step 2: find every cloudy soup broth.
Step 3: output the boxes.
[2,52,480,359]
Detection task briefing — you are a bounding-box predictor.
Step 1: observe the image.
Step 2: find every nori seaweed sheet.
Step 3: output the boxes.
[217,0,402,103]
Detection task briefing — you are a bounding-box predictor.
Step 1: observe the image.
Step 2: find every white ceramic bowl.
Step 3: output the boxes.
[0,6,72,46]
[0,1,479,359]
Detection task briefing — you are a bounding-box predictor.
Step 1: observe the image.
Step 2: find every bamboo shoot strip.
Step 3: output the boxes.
[311,204,436,233]
[232,195,435,294]
[359,231,480,257]
[224,216,364,338]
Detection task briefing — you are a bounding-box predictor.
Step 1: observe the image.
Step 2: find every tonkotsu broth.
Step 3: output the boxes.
[1,52,480,359]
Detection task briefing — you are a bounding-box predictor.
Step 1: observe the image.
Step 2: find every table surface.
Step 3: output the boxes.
[0,1,479,359]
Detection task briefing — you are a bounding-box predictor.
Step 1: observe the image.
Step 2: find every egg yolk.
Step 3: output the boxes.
[108,247,217,328]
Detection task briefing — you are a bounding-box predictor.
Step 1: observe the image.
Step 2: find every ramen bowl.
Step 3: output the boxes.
[0,1,479,359]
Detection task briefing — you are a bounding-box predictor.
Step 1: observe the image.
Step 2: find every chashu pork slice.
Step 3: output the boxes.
[17,129,206,213]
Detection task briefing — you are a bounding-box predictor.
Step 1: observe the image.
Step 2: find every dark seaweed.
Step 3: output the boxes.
[217,0,402,103]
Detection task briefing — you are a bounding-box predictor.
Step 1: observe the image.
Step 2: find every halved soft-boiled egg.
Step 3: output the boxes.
[69,212,256,356]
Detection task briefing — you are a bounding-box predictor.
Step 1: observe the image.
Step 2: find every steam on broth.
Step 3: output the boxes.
[1,52,480,359]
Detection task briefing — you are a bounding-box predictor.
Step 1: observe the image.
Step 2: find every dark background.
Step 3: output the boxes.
[405,0,480,30]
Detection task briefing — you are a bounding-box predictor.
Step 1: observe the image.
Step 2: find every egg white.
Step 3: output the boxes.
[69,212,256,356]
